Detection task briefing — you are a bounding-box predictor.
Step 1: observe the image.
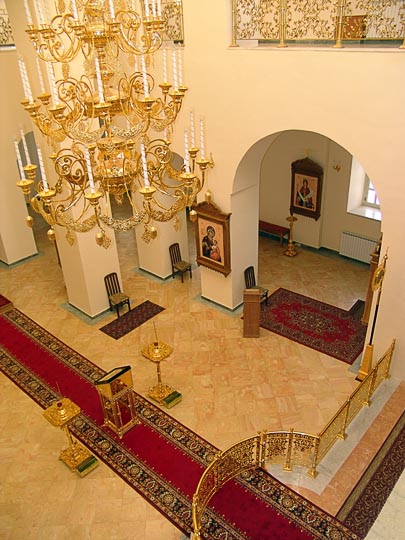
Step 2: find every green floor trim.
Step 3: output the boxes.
[61,302,111,325]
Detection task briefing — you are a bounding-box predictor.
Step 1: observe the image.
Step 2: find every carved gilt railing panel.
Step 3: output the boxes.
[232,0,405,46]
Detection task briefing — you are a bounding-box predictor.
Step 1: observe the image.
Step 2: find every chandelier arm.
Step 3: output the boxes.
[54,207,97,233]
[98,214,145,231]
[30,197,56,227]
[28,14,81,64]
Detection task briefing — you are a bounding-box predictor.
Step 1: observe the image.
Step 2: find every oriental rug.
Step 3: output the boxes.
[260,288,366,364]
[100,300,165,339]
[0,303,359,540]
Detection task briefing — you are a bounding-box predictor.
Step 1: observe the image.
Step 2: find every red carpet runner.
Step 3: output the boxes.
[0,301,358,540]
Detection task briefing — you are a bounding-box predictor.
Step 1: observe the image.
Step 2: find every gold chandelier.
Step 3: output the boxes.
[15,0,213,246]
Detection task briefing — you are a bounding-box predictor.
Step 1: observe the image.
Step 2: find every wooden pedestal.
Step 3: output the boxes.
[243,289,261,338]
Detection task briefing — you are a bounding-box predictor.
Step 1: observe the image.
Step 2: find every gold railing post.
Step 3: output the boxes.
[230,0,239,47]
[384,339,396,378]
[337,400,350,439]
[258,431,267,467]
[307,436,320,478]
[364,368,378,406]
[334,0,347,49]
[283,428,294,471]
[278,0,288,48]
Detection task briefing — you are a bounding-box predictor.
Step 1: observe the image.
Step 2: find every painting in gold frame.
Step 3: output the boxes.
[290,157,323,221]
[193,199,231,276]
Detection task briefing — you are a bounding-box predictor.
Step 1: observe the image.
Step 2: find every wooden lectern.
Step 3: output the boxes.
[243,289,261,337]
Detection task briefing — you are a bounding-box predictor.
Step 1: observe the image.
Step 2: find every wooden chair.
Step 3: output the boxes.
[169,243,192,283]
[244,266,268,305]
[104,272,130,317]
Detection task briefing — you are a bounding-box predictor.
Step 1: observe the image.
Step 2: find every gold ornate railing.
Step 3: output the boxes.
[231,0,405,48]
[162,0,184,43]
[192,339,395,539]
[0,7,14,47]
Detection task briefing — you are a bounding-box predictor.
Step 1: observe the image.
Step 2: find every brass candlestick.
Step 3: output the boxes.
[142,340,175,404]
[284,214,298,257]
[43,397,98,476]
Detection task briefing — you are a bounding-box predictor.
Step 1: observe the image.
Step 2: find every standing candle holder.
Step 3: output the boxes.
[284,214,298,257]
[142,340,182,408]
[43,397,98,477]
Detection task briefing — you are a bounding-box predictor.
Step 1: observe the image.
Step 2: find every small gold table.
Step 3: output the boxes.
[43,397,98,477]
[142,341,182,408]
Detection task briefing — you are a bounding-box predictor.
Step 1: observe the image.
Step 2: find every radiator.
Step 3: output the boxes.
[339,232,378,263]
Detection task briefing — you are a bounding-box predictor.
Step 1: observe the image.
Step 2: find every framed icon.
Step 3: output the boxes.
[290,157,323,221]
[193,199,231,276]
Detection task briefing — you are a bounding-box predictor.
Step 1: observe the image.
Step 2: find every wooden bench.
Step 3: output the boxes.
[259,220,289,246]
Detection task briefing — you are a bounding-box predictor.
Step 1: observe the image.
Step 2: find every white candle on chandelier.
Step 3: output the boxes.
[171,48,178,92]
[199,117,205,159]
[162,48,167,83]
[95,56,104,103]
[190,110,195,148]
[18,59,28,101]
[19,58,33,103]
[108,0,115,19]
[43,0,50,23]
[157,0,161,16]
[144,0,150,17]
[23,0,33,25]
[71,0,79,20]
[141,143,149,187]
[36,57,46,94]
[184,129,190,173]
[177,45,183,86]
[23,60,33,103]
[37,146,49,191]
[141,54,149,97]
[14,139,24,177]
[84,148,95,193]
[48,63,58,103]
[35,0,46,25]
[20,129,30,164]
[151,0,156,17]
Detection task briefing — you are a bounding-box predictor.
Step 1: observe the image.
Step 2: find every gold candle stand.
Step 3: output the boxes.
[284,214,298,257]
[142,341,182,408]
[43,397,98,477]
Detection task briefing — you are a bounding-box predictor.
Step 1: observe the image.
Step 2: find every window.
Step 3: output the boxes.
[347,158,381,222]
[363,176,380,208]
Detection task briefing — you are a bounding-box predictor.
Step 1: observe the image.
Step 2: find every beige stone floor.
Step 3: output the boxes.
[0,216,404,540]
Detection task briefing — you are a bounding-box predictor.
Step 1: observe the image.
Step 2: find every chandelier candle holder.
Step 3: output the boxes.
[16,0,214,247]
[43,397,98,477]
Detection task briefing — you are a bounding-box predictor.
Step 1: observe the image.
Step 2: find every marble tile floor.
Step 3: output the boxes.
[0,218,404,540]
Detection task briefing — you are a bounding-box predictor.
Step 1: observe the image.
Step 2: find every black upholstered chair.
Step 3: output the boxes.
[104,272,130,317]
[244,266,268,304]
[169,243,192,283]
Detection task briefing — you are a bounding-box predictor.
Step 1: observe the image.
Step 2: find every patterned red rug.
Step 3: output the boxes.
[100,300,165,339]
[0,304,358,540]
[260,288,367,364]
